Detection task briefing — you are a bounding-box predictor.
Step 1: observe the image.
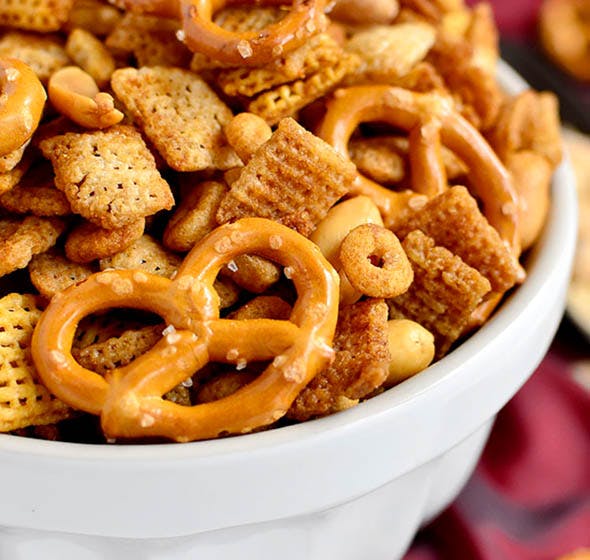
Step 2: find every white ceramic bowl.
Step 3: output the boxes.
[0,63,578,560]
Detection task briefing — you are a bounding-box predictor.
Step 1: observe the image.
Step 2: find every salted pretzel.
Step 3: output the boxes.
[0,57,46,157]
[31,218,339,442]
[316,85,521,255]
[115,0,328,66]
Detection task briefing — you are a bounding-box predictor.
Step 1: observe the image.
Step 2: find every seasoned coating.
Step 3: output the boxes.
[105,13,191,68]
[29,249,95,299]
[111,66,239,172]
[288,298,390,421]
[0,0,74,32]
[0,153,31,196]
[72,324,162,375]
[39,125,173,230]
[163,180,228,253]
[394,185,522,293]
[0,216,66,277]
[0,141,28,174]
[99,234,182,278]
[389,230,491,357]
[0,293,71,432]
[65,219,145,264]
[217,118,355,237]
[0,32,70,83]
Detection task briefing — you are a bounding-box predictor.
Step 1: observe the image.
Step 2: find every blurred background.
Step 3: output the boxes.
[404,1,590,559]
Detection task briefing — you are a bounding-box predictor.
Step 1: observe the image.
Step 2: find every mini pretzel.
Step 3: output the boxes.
[0,57,46,157]
[317,85,520,254]
[179,0,328,66]
[31,218,339,442]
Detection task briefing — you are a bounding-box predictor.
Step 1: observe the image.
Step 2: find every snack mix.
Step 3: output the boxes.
[0,0,563,443]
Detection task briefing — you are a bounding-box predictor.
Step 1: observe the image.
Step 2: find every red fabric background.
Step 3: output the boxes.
[404,2,590,558]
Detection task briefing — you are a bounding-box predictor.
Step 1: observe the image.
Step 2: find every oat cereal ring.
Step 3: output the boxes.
[32,218,339,442]
[0,58,46,157]
[179,0,329,67]
[339,223,413,299]
[317,86,520,254]
[48,67,124,130]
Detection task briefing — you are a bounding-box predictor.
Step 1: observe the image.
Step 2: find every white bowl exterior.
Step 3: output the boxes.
[0,62,579,559]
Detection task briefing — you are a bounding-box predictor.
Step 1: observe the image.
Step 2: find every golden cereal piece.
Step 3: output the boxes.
[65,218,145,264]
[0,293,71,433]
[163,180,228,253]
[345,22,436,85]
[288,298,390,421]
[0,141,28,174]
[105,13,191,68]
[0,154,31,196]
[111,66,240,172]
[349,137,407,186]
[49,66,124,129]
[99,234,182,278]
[195,371,258,405]
[72,324,163,376]
[0,0,74,32]
[0,31,71,84]
[65,0,123,36]
[489,90,563,169]
[394,185,523,293]
[65,28,116,88]
[0,216,66,278]
[39,125,173,230]
[247,49,360,125]
[217,117,355,237]
[213,277,241,309]
[29,249,95,299]
[389,230,491,358]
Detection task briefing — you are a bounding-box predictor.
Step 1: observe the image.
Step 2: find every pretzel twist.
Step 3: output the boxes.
[317,85,521,255]
[31,218,339,442]
[115,0,328,66]
[0,58,46,157]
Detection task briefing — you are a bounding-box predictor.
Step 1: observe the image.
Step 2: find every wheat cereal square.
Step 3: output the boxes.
[216,118,355,236]
[0,0,74,32]
[39,125,174,230]
[111,66,239,172]
[388,230,491,357]
[288,298,390,421]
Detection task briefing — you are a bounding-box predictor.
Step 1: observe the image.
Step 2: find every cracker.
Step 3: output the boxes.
[394,185,522,293]
[64,218,145,264]
[0,216,66,277]
[389,230,491,357]
[99,234,182,278]
[29,249,95,299]
[0,293,71,433]
[0,0,74,32]
[216,118,355,236]
[39,125,173,229]
[111,66,239,172]
[288,298,390,421]
[0,32,69,83]
[105,13,191,68]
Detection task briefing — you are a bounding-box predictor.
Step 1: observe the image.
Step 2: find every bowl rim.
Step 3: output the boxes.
[0,61,578,461]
